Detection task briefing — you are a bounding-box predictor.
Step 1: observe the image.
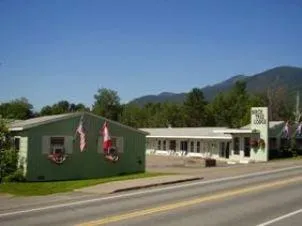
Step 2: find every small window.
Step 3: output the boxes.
[190,141,194,152]
[233,137,240,155]
[50,137,65,154]
[14,137,20,151]
[42,136,73,155]
[158,140,161,150]
[244,137,250,157]
[97,136,124,153]
[197,141,200,153]
[163,140,166,150]
[269,138,277,150]
[112,136,124,153]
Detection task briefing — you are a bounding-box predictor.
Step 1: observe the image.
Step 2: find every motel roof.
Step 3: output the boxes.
[139,127,232,140]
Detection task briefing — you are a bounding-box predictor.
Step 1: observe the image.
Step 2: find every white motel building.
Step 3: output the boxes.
[140,107,302,163]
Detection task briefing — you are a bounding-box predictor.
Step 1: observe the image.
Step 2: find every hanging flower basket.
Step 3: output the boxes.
[259,139,265,150]
[250,138,259,149]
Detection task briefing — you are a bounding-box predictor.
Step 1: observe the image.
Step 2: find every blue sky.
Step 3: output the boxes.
[1,0,302,110]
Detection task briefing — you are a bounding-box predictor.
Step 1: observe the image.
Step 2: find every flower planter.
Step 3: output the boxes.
[205,158,216,167]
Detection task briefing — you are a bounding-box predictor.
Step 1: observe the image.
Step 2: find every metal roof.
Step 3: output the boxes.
[9,113,76,131]
[9,112,148,135]
[241,121,284,130]
[139,127,232,140]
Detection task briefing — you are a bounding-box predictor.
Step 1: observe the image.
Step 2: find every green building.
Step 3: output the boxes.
[8,112,148,182]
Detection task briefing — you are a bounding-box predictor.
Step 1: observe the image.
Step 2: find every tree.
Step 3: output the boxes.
[40,101,90,116]
[265,86,294,121]
[0,98,33,120]
[40,105,53,116]
[92,88,122,121]
[183,88,207,127]
[120,104,145,128]
[0,117,10,151]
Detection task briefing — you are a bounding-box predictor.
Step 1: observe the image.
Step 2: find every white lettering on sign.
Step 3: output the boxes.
[251,109,267,125]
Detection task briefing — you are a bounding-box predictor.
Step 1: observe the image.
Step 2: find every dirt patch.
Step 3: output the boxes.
[146,155,227,172]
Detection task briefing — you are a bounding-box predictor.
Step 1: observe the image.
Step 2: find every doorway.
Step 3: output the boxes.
[169,140,176,151]
[180,141,188,153]
[225,142,230,159]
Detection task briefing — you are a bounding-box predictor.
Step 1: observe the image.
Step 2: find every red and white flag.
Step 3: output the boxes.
[76,116,86,152]
[101,121,112,154]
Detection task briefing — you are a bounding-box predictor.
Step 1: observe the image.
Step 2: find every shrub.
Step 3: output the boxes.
[2,169,26,182]
[0,149,19,182]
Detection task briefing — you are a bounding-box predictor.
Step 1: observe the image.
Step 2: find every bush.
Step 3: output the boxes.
[0,149,19,182]
[2,169,26,182]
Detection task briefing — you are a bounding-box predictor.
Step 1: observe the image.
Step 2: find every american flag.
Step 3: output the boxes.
[297,122,302,136]
[76,116,86,152]
[282,121,289,138]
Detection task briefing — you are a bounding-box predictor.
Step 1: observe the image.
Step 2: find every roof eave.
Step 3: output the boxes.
[213,129,255,134]
[8,127,23,131]
[146,135,232,140]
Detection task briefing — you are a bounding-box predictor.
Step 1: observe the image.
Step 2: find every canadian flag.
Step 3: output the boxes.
[101,121,112,154]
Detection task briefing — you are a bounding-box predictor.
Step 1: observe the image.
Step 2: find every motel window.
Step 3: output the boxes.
[269,138,278,150]
[169,140,176,151]
[190,141,194,152]
[197,142,200,153]
[233,137,240,155]
[295,138,302,150]
[158,140,161,150]
[163,140,166,150]
[244,137,250,157]
[280,138,290,151]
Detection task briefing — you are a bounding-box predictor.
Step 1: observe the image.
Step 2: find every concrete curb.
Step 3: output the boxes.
[111,177,204,193]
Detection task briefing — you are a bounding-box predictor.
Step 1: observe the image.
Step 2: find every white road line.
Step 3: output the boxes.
[257,209,302,226]
[0,165,301,218]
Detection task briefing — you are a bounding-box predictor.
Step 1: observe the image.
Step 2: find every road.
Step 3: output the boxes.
[1,166,302,226]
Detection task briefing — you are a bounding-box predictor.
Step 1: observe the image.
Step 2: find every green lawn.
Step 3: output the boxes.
[0,172,167,196]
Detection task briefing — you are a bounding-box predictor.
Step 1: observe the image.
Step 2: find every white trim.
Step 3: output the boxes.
[146,135,231,140]
[9,127,23,131]
[257,209,302,226]
[213,129,254,134]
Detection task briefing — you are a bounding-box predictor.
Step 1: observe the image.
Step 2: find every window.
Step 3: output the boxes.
[269,138,277,150]
[111,136,124,153]
[163,140,166,150]
[169,140,176,151]
[50,137,65,156]
[197,141,200,153]
[42,136,73,155]
[244,137,250,157]
[180,141,188,151]
[14,137,20,151]
[280,138,290,151]
[190,141,194,152]
[157,140,161,150]
[97,136,124,153]
[233,137,240,155]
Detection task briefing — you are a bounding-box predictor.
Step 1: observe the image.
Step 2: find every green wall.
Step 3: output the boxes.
[19,113,146,181]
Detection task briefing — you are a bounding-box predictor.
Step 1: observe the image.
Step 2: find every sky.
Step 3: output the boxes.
[1,0,302,110]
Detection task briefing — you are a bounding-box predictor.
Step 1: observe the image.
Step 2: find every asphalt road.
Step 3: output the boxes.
[1,167,302,226]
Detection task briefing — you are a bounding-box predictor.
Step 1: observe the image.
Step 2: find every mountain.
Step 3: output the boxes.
[130,66,302,106]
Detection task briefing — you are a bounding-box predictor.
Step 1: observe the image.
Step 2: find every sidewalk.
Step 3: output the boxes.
[75,175,203,194]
